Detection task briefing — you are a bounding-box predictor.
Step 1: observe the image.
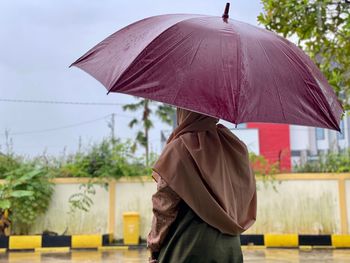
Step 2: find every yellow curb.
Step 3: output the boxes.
[264,234,298,247]
[241,245,266,250]
[312,245,335,249]
[9,235,42,250]
[299,245,312,250]
[35,247,70,253]
[71,234,102,248]
[332,235,350,248]
[0,248,6,253]
[98,246,129,251]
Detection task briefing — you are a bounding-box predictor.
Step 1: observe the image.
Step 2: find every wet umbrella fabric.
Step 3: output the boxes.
[71,13,343,131]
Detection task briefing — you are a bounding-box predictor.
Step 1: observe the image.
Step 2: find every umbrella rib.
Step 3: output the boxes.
[189,39,203,66]
[232,22,242,124]
[257,39,287,122]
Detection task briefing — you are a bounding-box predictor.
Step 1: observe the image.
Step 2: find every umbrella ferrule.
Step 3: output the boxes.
[222,2,230,19]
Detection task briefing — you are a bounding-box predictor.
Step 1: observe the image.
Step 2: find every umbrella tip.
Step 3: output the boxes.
[222,2,230,20]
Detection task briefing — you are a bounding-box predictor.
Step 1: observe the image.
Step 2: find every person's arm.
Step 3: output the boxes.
[147,175,181,262]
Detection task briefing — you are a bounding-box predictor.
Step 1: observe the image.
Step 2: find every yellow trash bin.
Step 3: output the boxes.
[123,212,140,245]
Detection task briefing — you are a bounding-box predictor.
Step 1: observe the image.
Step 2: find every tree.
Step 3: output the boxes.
[123,99,174,166]
[258,0,350,110]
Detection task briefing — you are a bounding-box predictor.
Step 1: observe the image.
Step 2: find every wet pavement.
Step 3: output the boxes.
[0,248,350,262]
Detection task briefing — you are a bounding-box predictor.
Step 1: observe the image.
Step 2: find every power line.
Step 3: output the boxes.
[3,114,112,136]
[2,112,136,136]
[0,98,123,106]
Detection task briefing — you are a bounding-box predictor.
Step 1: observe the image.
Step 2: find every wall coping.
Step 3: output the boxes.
[1,173,350,185]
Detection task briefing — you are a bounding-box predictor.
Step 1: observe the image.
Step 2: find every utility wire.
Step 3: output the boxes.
[0,98,123,106]
[3,114,112,136]
[2,113,135,136]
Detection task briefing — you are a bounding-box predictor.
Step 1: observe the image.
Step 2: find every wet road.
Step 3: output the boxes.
[1,248,350,262]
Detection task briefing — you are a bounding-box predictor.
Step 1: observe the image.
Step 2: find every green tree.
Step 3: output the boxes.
[123,99,174,166]
[258,0,350,110]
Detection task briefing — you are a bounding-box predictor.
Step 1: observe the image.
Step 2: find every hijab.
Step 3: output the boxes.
[153,108,257,234]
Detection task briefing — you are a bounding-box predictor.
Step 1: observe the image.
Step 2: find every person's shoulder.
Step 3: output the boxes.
[165,137,182,148]
[162,136,192,158]
[162,137,183,153]
[155,137,189,169]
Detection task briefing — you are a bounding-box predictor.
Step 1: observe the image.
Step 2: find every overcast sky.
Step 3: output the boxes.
[0,0,263,157]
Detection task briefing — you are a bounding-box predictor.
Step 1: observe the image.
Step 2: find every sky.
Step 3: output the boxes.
[0,0,263,157]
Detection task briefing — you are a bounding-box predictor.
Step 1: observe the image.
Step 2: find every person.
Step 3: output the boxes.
[147,108,257,263]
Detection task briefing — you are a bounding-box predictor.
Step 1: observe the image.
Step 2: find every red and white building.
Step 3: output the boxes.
[230,114,349,172]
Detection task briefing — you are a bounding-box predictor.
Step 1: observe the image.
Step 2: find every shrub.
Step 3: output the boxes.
[294,149,350,173]
[54,138,151,179]
[0,164,54,235]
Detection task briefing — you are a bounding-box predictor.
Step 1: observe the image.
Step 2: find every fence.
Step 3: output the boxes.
[2,173,350,239]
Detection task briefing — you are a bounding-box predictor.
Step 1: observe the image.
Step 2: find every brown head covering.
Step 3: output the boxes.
[153,108,257,235]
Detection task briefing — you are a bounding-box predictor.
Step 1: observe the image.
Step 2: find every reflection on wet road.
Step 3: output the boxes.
[1,248,350,262]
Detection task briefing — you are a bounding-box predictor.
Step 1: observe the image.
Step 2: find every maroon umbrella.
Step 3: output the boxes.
[71,3,343,131]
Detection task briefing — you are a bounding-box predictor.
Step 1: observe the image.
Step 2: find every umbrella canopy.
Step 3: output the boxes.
[71,4,344,131]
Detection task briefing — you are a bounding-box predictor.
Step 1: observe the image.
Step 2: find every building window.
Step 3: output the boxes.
[337,120,345,140]
[316,128,325,140]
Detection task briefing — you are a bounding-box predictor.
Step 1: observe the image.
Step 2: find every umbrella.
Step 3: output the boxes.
[71,3,344,131]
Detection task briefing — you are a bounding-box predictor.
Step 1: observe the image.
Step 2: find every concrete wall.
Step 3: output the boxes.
[245,180,340,234]
[30,183,109,235]
[9,174,349,239]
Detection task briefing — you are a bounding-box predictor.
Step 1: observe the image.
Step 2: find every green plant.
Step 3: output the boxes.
[68,183,96,214]
[0,154,20,179]
[0,131,21,179]
[294,148,350,172]
[54,137,152,179]
[0,165,54,234]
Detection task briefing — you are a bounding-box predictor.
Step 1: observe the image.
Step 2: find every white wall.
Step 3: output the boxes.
[290,125,310,151]
[25,177,349,238]
[245,180,340,234]
[31,184,109,235]
[338,116,349,150]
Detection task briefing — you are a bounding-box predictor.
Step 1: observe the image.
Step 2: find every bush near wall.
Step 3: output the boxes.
[0,165,53,235]
[50,138,151,179]
[294,149,350,173]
